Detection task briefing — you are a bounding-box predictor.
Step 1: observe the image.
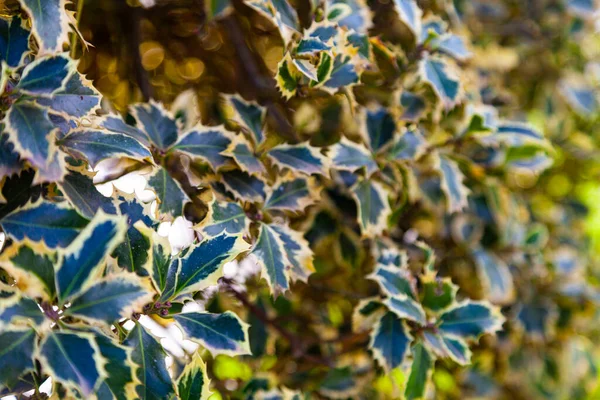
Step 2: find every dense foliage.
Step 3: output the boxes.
[0,0,599,398]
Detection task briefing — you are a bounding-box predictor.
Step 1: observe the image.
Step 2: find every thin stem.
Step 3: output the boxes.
[70,0,85,58]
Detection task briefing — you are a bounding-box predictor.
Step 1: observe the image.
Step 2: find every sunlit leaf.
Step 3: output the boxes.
[176,353,211,400]
[368,263,415,298]
[271,223,314,282]
[201,200,248,237]
[437,301,504,339]
[387,128,426,161]
[94,333,138,400]
[393,0,422,38]
[36,73,101,118]
[420,276,458,312]
[276,53,301,100]
[324,55,359,90]
[419,55,462,108]
[0,296,45,328]
[174,311,251,356]
[252,223,291,295]
[0,242,56,300]
[384,294,426,325]
[437,154,469,214]
[472,248,515,305]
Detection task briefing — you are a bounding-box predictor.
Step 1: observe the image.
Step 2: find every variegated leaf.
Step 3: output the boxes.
[59,129,152,168]
[5,101,57,169]
[131,102,178,150]
[330,138,377,175]
[59,169,117,219]
[387,128,426,161]
[160,233,249,301]
[405,342,433,400]
[400,92,426,121]
[227,95,265,145]
[276,53,301,100]
[437,154,469,214]
[112,196,154,273]
[36,73,101,118]
[393,0,422,38]
[64,274,154,325]
[201,200,248,237]
[353,297,386,332]
[0,133,22,177]
[98,115,150,146]
[125,323,175,400]
[265,177,315,212]
[0,296,45,328]
[352,179,391,236]
[38,331,105,396]
[18,0,70,54]
[145,230,171,294]
[174,311,251,356]
[324,55,359,90]
[0,329,36,392]
[267,143,327,175]
[472,248,515,305]
[271,224,314,282]
[220,170,267,202]
[171,127,232,170]
[177,353,211,400]
[440,335,471,365]
[437,301,504,339]
[252,223,291,295]
[0,242,56,300]
[420,275,458,312]
[488,122,549,148]
[362,107,396,153]
[369,311,412,371]
[420,55,462,108]
[55,212,126,303]
[368,263,415,298]
[146,167,189,218]
[17,54,72,96]
[0,200,88,248]
[0,16,30,68]
[224,136,265,174]
[384,295,426,325]
[94,333,138,400]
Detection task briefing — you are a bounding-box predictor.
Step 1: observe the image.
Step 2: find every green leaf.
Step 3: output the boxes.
[205,0,232,19]
[131,101,178,150]
[220,169,267,202]
[405,342,433,400]
[387,128,426,161]
[437,154,469,214]
[0,16,30,68]
[384,294,426,325]
[38,331,105,396]
[400,92,426,121]
[440,335,471,365]
[252,223,291,295]
[0,200,89,248]
[0,329,36,392]
[145,230,171,293]
[160,233,249,300]
[17,54,72,96]
[352,178,391,236]
[353,297,387,332]
[276,53,301,100]
[369,311,412,371]
[18,0,70,54]
[59,169,117,219]
[0,132,22,178]
[265,177,315,212]
[296,37,330,55]
[419,56,462,108]
[146,167,190,218]
[98,115,150,147]
[368,263,415,298]
[323,55,359,90]
[4,101,57,169]
[437,301,504,339]
[420,276,458,312]
[171,126,233,170]
[330,138,377,175]
[201,200,248,237]
[0,242,56,300]
[64,274,154,325]
[177,353,212,400]
[267,143,327,176]
[59,129,152,168]
[125,323,175,400]
[174,311,251,356]
[472,248,515,305]
[55,212,126,303]
[36,73,102,118]
[488,122,549,148]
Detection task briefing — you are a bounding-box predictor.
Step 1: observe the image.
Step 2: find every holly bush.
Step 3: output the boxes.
[0,0,599,398]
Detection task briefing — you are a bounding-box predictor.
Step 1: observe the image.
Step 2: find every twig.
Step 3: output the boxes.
[125,5,153,100]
